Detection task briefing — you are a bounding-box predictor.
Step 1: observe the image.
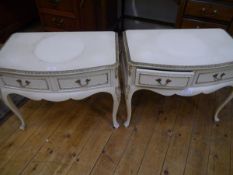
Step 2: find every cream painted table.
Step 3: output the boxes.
[123,29,233,127]
[0,32,121,129]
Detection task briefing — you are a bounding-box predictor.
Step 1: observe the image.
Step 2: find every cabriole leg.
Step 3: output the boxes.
[112,87,121,128]
[1,92,26,130]
[124,87,134,127]
[214,88,233,122]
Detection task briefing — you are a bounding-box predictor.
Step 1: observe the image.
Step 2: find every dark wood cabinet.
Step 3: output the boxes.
[0,0,38,43]
[176,0,233,35]
[36,0,118,31]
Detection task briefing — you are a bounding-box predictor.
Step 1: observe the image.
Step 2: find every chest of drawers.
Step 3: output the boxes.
[35,0,118,31]
[176,0,233,35]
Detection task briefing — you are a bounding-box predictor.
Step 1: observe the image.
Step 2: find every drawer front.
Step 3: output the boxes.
[1,76,49,90]
[196,69,233,84]
[58,72,109,90]
[36,0,76,13]
[181,18,227,29]
[185,1,233,21]
[136,69,194,89]
[41,13,77,30]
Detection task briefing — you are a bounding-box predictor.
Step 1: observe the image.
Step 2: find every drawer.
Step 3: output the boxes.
[185,1,233,21]
[181,18,227,29]
[1,76,49,90]
[58,72,109,90]
[40,13,77,30]
[136,69,194,89]
[196,69,233,84]
[36,0,76,14]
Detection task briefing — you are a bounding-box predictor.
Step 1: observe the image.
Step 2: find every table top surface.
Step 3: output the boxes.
[125,29,233,67]
[0,32,116,71]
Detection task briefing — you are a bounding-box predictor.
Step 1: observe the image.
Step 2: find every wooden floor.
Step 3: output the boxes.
[0,88,233,175]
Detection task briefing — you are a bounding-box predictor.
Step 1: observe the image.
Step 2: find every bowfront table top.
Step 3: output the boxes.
[0,32,116,71]
[123,29,233,127]
[0,32,121,129]
[125,29,233,68]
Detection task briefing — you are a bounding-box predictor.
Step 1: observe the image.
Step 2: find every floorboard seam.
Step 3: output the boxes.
[182,96,200,175]
[112,128,134,175]
[159,101,182,175]
[206,92,217,175]
[0,102,52,171]
[136,98,165,175]
[19,105,70,174]
[88,129,114,175]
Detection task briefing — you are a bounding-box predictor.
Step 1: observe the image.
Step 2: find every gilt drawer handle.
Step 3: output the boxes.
[213,9,218,14]
[209,9,218,17]
[201,7,206,12]
[213,73,226,81]
[75,79,91,87]
[16,79,31,88]
[156,78,172,86]
[52,17,64,26]
[200,7,208,16]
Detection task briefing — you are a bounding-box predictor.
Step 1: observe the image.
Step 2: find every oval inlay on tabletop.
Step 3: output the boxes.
[34,34,85,63]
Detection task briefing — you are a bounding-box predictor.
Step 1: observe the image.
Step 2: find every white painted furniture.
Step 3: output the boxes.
[0,32,121,129]
[123,29,233,127]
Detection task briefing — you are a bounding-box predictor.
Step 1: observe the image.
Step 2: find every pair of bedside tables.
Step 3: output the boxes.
[0,29,233,129]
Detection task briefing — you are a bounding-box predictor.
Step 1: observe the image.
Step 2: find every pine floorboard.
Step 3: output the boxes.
[0,89,233,175]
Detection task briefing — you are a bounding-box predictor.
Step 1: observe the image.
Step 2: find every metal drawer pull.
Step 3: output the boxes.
[213,73,226,81]
[16,79,31,88]
[52,17,64,26]
[200,7,208,16]
[209,9,218,17]
[201,7,206,12]
[213,9,218,14]
[75,79,91,87]
[156,78,172,86]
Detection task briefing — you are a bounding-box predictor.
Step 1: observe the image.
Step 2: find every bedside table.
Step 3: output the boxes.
[0,32,121,129]
[123,29,233,127]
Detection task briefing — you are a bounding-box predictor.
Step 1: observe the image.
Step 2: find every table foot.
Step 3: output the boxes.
[113,121,120,129]
[124,120,130,128]
[19,124,26,130]
[214,115,220,122]
[214,89,233,122]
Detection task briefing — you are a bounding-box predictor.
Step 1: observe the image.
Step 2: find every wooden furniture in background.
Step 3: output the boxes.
[176,0,233,35]
[0,0,38,43]
[35,0,118,31]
